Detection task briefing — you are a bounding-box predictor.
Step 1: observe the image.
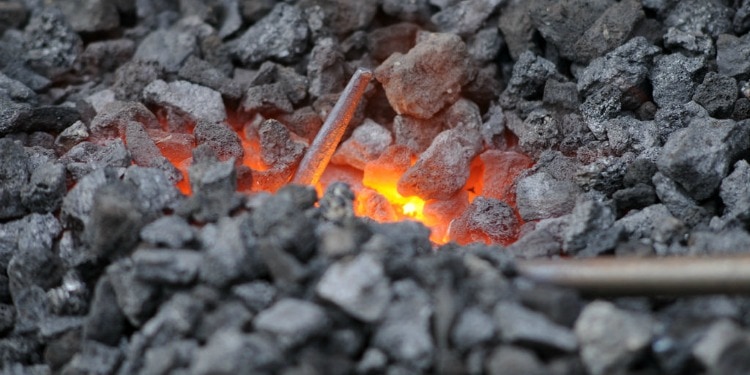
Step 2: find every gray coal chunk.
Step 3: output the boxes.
[254,298,329,348]
[177,56,243,101]
[299,0,377,35]
[375,31,475,119]
[736,1,750,34]
[501,51,562,104]
[331,119,392,170]
[514,108,561,157]
[133,248,202,285]
[57,0,119,32]
[306,37,348,98]
[140,215,195,248]
[373,280,434,370]
[0,72,35,103]
[393,114,444,153]
[652,172,709,227]
[0,2,26,35]
[186,157,238,222]
[12,286,49,331]
[232,281,276,313]
[191,330,281,375]
[89,100,160,140]
[193,120,244,163]
[615,203,677,239]
[580,84,623,140]
[107,259,159,327]
[0,303,14,334]
[529,0,610,63]
[21,162,65,214]
[693,319,747,370]
[664,0,733,38]
[23,7,82,79]
[657,117,750,201]
[485,346,547,375]
[143,80,226,125]
[124,121,182,183]
[494,301,578,353]
[480,103,507,149]
[83,276,126,346]
[230,3,309,65]
[258,119,306,169]
[431,0,502,37]
[613,183,658,215]
[7,214,61,297]
[195,301,254,343]
[498,1,537,60]
[318,182,356,224]
[250,61,309,105]
[692,71,738,117]
[517,282,584,328]
[572,0,644,63]
[251,185,317,261]
[663,27,714,56]
[468,27,503,64]
[82,181,146,260]
[368,22,420,62]
[112,60,162,101]
[199,215,263,288]
[141,339,198,375]
[516,153,581,221]
[60,340,122,375]
[134,28,196,73]
[543,80,580,110]
[0,138,29,219]
[720,160,750,223]
[0,95,31,136]
[653,101,708,144]
[650,53,706,107]
[575,300,655,375]
[61,168,120,230]
[241,83,294,115]
[60,140,131,181]
[124,166,183,216]
[449,197,520,246]
[451,307,496,351]
[381,0,431,22]
[316,253,392,322]
[356,348,388,374]
[24,105,80,133]
[562,199,616,255]
[508,217,566,259]
[77,39,135,76]
[687,229,750,256]
[55,120,89,153]
[717,33,750,79]
[398,128,481,200]
[577,36,660,97]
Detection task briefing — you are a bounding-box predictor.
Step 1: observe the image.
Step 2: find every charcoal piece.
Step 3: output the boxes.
[184,155,239,223]
[192,120,243,164]
[252,185,317,261]
[375,31,475,119]
[316,253,391,322]
[231,281,276,313]
[0,138,29,219]
[498,1,537,60]
[652,172,709,227]
[0,1,26,34]
[82,181,146,260]
[657,118,750,201]
[573,0,644,63]
[575,301,655,375]
[485,346,547,375]
[258,119,306,169]
[318,182,355,223]
[368,23,419,62]
[398,128,481,200]
[123,166,182,216]
[140,215,195,248]
[480,104,506,149]
[480,151,535,206]
[733,97,750,120]
[241,83,294,115]
[693,72,738,118]
[373,280,434,370]
[470,28,504,65]
[108,259,159,327]
[393,114,444,153]
[84,276,126,346]
[179,0,222,24]
[663,27,714,56]
[0,95,31,136]
[613,183,658,215]
[112,60,162,101]
[196,300,254,342]
[516,282,583,328]
[331,119,392,170]
[719,160,750,225]
[177,56,243,101]
[449,197,519,246]
[664,0,732,38]
[231,3,308,65]
[89,100,160,140]
[736,0,750,34]
[579,84,622,140]
[60,168,120,230]
[254,298,329,348]
[77,39,135,75]
[10,274,55,325]
[57,0,119,32]
[693,319,746,370]
[0,71,35,103]
[307,37,348,98]
[20,161,65,214]
[528,0,610,62]
[143,80,226,126]
[141,339,198,375]
[191,330,281,375]
[603,117,659,156]
[650,53,705,107]
[577,37,660,97]
[0,303,13,333]
[431,0,501,37]
[250,61,309,105]
[60,340,121,375]
[381,0,431,22]
[276,106,323,143]
[124,121,181,183]
[23,7,82,79]
[199,215,263,287]
[145,128,195,163]
[543,80,580,110]
[299,0,376,35]
[27,132,54,149]
[133,248,202,285]
[494,301,577,353]
[516,169,581,221]
[134,27,197,74]
[515,108,561,157]
[562,199,616,255]
[451,307,495,351]
[500,51,562,105]
[717,33,750,79]
[357,348,388,374]
[653,101,708,144]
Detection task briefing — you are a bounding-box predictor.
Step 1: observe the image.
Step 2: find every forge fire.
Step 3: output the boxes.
[6,0,750,374]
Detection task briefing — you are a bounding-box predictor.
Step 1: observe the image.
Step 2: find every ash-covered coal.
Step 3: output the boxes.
[5,0,750,374]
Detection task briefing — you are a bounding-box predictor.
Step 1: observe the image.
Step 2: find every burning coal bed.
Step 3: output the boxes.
[6,0,750,374]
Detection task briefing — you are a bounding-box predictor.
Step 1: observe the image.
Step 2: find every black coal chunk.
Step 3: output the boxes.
[140,215,195,248]
[83,275,126,347]
[182,147,240,222]
[23,7,83,80]
[124,121,182,183]
[0,96,32,136]
[21,161,66,214]
[178,56,243,101]
[0,138,29,219]
[449,197,520,246]
[7,213,62,299]
[57,0,120,33]
[133,248,202,285]
[193,120,244,163]
[198,214,264,288]
[230,3,309,66]
[692,71,738,118]
[60,140,131,181]
[107,259,159,327]
[252,184,317,262]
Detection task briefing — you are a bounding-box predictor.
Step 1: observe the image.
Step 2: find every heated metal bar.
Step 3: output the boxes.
[516,255,750,296]
[292,68,373,186]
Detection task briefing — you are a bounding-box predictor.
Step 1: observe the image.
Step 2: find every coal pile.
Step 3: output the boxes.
[5,0,750,374]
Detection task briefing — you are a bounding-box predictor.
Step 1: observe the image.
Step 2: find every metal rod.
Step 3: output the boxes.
[292,68,372,186]
[516,255,750,296]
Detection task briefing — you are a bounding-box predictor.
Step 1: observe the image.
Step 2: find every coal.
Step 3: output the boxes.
[316,253,391,322]
[693,71,738,117]
[577,36,660,97]
[54,120,89,152]
[133,248,202,285]
[23,7,83,80]
[331,119,392,170]
[89,100,160,140]
[140,215,195,248]
[257,119,306,170]
[573,0,644,63]
[562,198,616,255]
[57,0,120,33]
[143,80,226,128]
[368,23,419,62]
[449,197,520,246]
[528,0,610,63]
[230,3,309,66]
[124,121,182,183]
[83,276,126,346]
[516,152,581,221]
[254,298,329,348]
[107,259,159,327]
[0,138,30,219]
[112,60,162,101]
[198,214,263,288]
[650,53,705,107]
[665,0,733,38]
[299,0,377,35]
[192,329,281,374]
[500,51,562,105]
[495,301,578,353]
[193,119,243,163]
[183,154,239,222]
[178,56,243,101]
[20,161,65,214]
[307,37,348,98]
[451,306,495,351]
[485,346,547,375]
[431,0,502,37]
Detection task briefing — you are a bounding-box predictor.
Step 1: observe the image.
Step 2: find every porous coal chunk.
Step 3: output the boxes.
[23,7,83,79]
[198,215,263,287]
[60,340,122,375]
[528,0,610,62]
[133,248,202,285]
[123,166,183,216]
[193,120,243,164]
[107,259,159,327]
[177,56,243,101]
[501,51,561,104]
[717,33,750,79]
[657,118,750,201]
[299,0,377,35]
[652,172,709,227]
[375,31,475,119]
[60,140,131,180]
[134,27,197,74]
[575,301,655,375]
[498,0,536,60]
[613,183,658,215]
[449,197,519,246]
[664,0,733,38]
[231,3,308,66]
[231,281,276,313]
[316,253,391,322]
[20,162,65,214]
[577,36,660,97]
[431,0,502,37]
[393,114,444,153]
[140,215,195,248]
[252,185,317,261]
[57,0,120,33]
[82,180,146,260]
[653,101,708,144]
[83,276,126,346]
[572,0,644,63]
[692,72,738,117]
[693,319,747,371]
[398,128,481,200]
[562,199,616,255]
[331,119,392,170]
[124,121,182,183]
[485,346,547,375]
[143,80,226,126]
[516,153,581,221]
[140,339,198,375]
[254,298,329,348]
[185,155,239,222]
[77,39,135,75]
[306,37,348,98]
[579,84,623,140]
[192,329,281,375]
[258,119,306,169]
[7,214,61,297]
[494,301,578,353]
[241,83,294,115]
[112,60,162,101]
[0,97,30,136]
[0,71,36,103]
[512,108,561,157]
[650,53,705,107]
[0,138,29,219]
[451,307,495,351]
[89,100,160,140]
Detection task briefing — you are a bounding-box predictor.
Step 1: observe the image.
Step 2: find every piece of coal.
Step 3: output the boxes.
[398,128,481,200]
[124,121,182,183]
[657,117,750,201]
[516,153,581,221]
[257,118,306,169]
[61,139,130,180]
[528,0,610,63]
[198,214,264,287]
[231,281,276,313]
[650,53,705,107]
[480,150,534,206]
[191,329,281,374]
[375,31,475,119]
[0,95,31,136]
[331,119,392,170]
[692,71,738,118]
[307,37,348,98]
[133,248,202,285]
[575,301,655,375]
[0,71,36,103]
[573,0,644,63]
[500,51,562,106]
[89,100,160,140]
[54,120,89,153]
[381,0,431,22]
[112,60,163,101]
[230,3,309,66]
[192,119,243,164]
[0,138,29,219]
[663,26,714,56]
[431,0,502,37]
[134,26,197,74]
[494,301,577,353]
[562,198,616,255]
[653,101,708,144]
[664,0,733,38]
[577,37,661,97]
[393,114,444,154]
[123,166,183,217]
[23,7,83,80]
[20,161,65,214]
[76,39,135,75]
[140,339,198,375]
[7,213,62,299]
[107,259,159,327]
[251,185,317,261]
[368,22,419,62]
[143,79,227,128]
[485,346,547,375]
[254,298,329,348]
[451,307,496,351]
[140,215,195,248]
[57,0,120,32]
[184,154,239,222]
[177,56,243,101]
[83,275,126,346]
[613,183,658,215]
[276,106,323,143]
[652,172,709,227]
[449,197,519,246]
[299,0,377,35]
